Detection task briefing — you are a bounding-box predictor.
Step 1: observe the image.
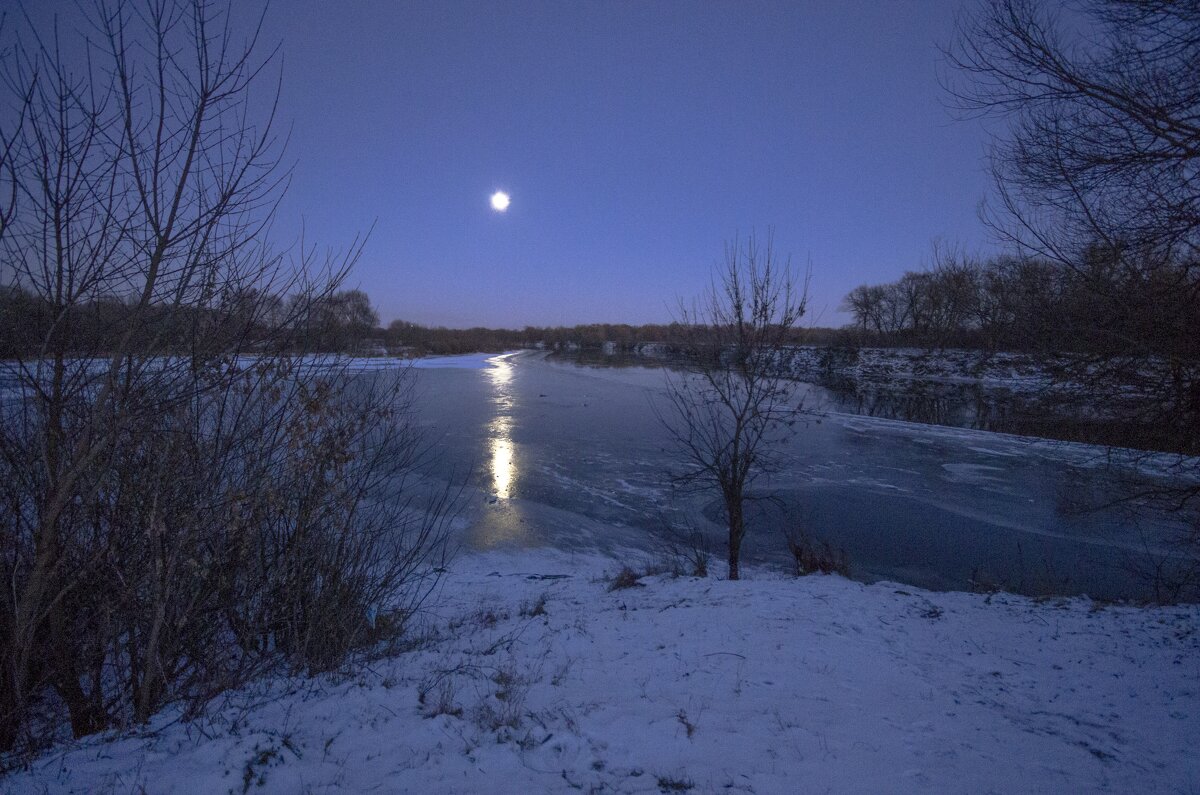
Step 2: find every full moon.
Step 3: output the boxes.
[490,191,511,212]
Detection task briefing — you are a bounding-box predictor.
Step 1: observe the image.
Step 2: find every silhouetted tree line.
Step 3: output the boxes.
[0,286,381,358]
[841,246,1200,360]
[384,320,847,357]
[838,244,1200,459]
[3,282,850,360]
[384,320,679,355]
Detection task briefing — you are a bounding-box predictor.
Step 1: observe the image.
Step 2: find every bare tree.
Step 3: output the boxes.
[945,1,1200,357]
[660,234,809,580]
[0,0,450,755]
[841,284,885,335]
[947,0,1200,411]
[302,288,382,352]
[945,0,1200,276]
[946,0,1200,599]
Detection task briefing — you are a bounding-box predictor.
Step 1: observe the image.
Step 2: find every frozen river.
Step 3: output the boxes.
[405,350,1195,601]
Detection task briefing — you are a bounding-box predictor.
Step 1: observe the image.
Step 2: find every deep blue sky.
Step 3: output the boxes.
[28,0,1002,328]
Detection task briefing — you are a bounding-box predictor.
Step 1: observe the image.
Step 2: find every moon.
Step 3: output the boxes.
[490,190,511,212]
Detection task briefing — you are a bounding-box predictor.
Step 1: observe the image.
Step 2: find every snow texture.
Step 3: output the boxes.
[787,346,1063,392]
[6,548,1197,794]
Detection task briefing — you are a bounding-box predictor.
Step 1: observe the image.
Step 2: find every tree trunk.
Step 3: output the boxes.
[726,494,744,580]
[48,601,109,738]
[0,652,20,752]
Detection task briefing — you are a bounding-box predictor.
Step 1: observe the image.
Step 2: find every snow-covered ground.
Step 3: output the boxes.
[602,344,1068,392]
[7,547,1197,794]
[785,346,1071,393]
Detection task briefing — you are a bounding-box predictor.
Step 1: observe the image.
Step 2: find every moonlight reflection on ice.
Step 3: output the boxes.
[485,355,517,500]
[471,353,529,547]
[489,415,515,499]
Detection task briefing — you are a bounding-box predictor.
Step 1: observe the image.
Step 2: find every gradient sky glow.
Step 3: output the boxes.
[29,0,1003,328]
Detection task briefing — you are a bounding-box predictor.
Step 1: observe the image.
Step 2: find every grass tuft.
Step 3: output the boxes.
[608,566,644,591]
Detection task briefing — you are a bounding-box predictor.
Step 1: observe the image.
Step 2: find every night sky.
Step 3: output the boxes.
[27,0,1002,328]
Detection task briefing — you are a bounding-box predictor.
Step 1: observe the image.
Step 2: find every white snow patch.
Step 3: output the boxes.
[940,462,1007,484]
[6,547,1198,794]
[967,445,1021,458]
[409,351,523,370]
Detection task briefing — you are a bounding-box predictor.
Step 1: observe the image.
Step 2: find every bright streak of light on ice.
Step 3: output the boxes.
[489,416,514,499]
[486,353,518,501]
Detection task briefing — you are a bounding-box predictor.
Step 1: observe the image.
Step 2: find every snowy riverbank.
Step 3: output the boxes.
[6,547,1197,794]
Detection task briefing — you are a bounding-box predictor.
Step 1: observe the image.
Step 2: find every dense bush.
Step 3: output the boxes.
[0,0,450,759]
[0,359,451,756]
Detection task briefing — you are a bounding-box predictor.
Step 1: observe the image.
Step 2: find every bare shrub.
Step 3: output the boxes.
[654,521,711,578]
[785,531,849,577]
[0,0,451,759]
[419,677,464,720]
[656,773,696,792]
[969,568,1003,595]
[227,368,452,676]
[1,355,453,756]
[519,593,549,618]
[473,661,535,736]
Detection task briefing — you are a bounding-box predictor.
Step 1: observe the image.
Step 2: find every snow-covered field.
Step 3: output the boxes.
[7,547,1197,794]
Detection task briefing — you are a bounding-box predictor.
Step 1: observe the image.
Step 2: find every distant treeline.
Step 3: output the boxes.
[839,247,1200,358]
[12,246,1196,362]
[0,286,381,359]
[385,321,687,356]
[0,282,855,359]
[383,321,857,356]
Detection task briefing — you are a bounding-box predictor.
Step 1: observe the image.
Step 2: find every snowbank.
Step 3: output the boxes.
[6,548,1197,793]
[787,346,1061,392]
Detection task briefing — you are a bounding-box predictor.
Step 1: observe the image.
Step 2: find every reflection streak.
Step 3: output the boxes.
[490,415,514,499]
[486,353,517,501]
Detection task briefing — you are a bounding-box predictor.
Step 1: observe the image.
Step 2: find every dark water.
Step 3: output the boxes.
[404,351,1197,601]
[815,377,1180,453]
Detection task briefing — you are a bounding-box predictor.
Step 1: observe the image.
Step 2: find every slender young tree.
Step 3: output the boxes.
[660,234,809,580]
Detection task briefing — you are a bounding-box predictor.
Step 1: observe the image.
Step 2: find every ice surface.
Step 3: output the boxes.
[409,352,1197,600]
